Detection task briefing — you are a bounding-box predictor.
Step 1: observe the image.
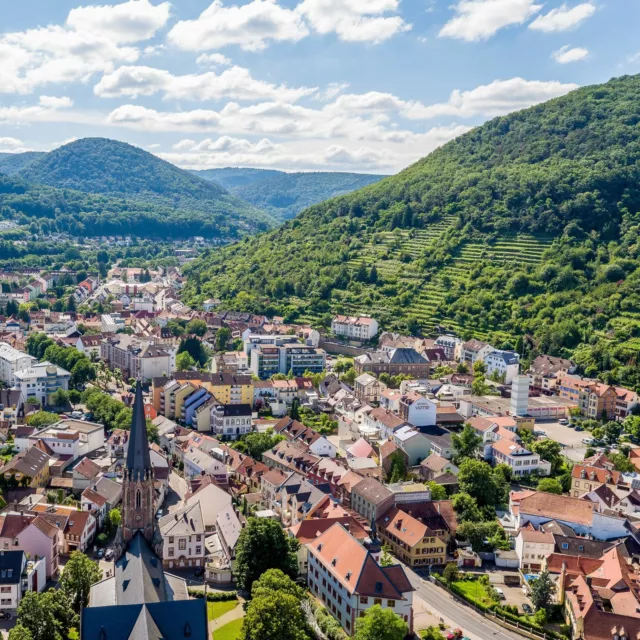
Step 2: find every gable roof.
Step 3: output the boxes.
[519,492,595,526]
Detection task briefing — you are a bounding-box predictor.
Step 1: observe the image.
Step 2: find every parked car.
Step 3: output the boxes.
[495,587,505,599]
[575,425,584,431]
[0,612,11,620]
[522,604,533,614]
[582,437,594,445]
[533,429,546,437]
[559,418,569,425]
[105,549,114,561]
[96,548,105,559]
[194,566,205,578]
[155,509,163,520]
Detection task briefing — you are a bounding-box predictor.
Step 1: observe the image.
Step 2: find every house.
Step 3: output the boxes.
[559,376,618,420]
[0,343,36,386]
[260,469,294,512]
[76,334,105,358]
[391,426,431,466]
[158,502,206,570]
[354,373,386,405]
[514,528,555,572]
[491,439,547,477]
[307,523,414,636]
[273,417,337,458]
[571,464,624,498]
[528,355,575,394]
[380,440,409,479]
[8,514,60,579]
[378,507,447,568]
[397,392,436,427]
[460,340,493,365]
[354,348,430,379]
[484,350,520,384]
[351,477,394,522]
[364,407,410,439]
[211,403,252,440]
[30,418,105,460]
[30,505,97,554]
[72,457,102,492]
[183,447,227,483]
[614,387,639,419]
[184,482,232,532]
[81,488,109,528]
[434,335,461,361]
[101,334,177,381]
[331,315,379,341]
[13,362,71,407]
[262,440,320,475]
[0,447,50,488]
[0,550,46,613]
[419,454,459,481]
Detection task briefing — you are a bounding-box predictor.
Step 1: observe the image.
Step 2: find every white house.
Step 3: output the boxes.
[13,362,71,407]
[514,528,555,572]
[211,403,252,440]
[0,551,46,614]
[307,523,414,636]
[484,350,520,384]
[491,439,548,477]
[331,315,379,341]
[399,392,436,427]
[183,447,228,483]
[0,343,35,386]
[158,502,206,570]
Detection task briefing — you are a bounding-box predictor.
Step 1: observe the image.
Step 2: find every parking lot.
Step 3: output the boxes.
[535,419,589,462]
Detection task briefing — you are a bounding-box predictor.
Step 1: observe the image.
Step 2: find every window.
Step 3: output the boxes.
[168,548,174,556]
[0,588,10,594]
[387,600,395,607]
[135,490,141,509]
[179,539,186,550]
[169,537,174,544]
[374,598,382,606]
[195,546,202,555]
[360,596,368,605]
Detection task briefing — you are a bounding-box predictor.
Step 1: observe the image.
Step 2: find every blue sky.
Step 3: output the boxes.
[0,0,638,174]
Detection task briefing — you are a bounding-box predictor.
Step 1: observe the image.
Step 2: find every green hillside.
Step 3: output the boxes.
[183,74,640,387]
[10,138,275,236]
[196,168,385,221]
[0,152,45,175]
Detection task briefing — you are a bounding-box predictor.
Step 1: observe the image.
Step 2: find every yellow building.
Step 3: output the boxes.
[378,507,447,567]
[1,447,50,488]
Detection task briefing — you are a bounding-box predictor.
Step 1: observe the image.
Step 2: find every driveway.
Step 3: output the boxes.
[535,419,588,462]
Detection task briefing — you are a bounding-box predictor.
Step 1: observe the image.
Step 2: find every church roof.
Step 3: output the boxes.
[81,599,207,640]
[126,382,152,481]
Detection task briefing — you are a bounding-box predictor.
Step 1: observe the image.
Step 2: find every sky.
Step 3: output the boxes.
[0,0,638,175]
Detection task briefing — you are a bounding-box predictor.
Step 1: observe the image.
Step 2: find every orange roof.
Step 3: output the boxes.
[289,517,368,545]
[571,464,621,485]
[467,416,497,432]
[379,507,443,550]
[519,492,594,526]
[492,439,533,457]
[545,553,603,576]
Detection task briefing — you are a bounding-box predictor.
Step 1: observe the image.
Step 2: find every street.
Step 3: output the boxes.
[406,569,527,640]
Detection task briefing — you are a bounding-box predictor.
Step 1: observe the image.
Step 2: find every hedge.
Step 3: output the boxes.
[188,588,238,602]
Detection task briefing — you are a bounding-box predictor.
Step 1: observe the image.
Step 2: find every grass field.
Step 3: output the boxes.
[207,599,239,620]
[215,618,243,640]
[452,580,497,607]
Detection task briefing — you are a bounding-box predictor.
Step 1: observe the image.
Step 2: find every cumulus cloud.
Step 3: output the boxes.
[0,137,25,149]
[439,0,542,42]
[529,2,596,32]
[66,0,171,43]
[402,78,578,119]
[38,95,74,108]
[196,53,232,67]
[94,64,317,102]
[168,0,309,52]
[296,0,411,43]
[0,96,84,126]
[0,0,171,94]
[552,45,588,63]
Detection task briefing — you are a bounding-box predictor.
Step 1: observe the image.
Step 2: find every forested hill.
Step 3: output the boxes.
[5,138,275,237]
[0,152,45,175]
[183,74,640,388]
[195,168,385,221]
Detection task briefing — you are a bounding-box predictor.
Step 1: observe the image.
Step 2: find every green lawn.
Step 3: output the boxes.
[207,599,239,620]
[452,580,497,606]
[215,618,244,640]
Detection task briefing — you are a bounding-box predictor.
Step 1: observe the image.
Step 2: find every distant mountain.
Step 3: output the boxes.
[195,168,386,221]
[14,138,275,236]
[0,152,46,176]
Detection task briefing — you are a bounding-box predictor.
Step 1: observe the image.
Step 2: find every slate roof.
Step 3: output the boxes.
[126,382,152,481]
[81,599,207,640]
[0,550,23,584]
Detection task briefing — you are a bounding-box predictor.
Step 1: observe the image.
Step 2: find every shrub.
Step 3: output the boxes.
[187,588,238,602]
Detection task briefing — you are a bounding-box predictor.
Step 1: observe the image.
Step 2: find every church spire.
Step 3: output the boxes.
[126,381,152,481]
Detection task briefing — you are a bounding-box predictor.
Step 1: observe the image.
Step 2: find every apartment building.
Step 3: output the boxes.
[354,348,430,379]
[331,315,379,341]
[13,362,71,407]
[101,335,176,381]
[378,507,447,568]
[571,464,623,498]
[354,373,386,405]
[491,439,546,477]
[351,478,394,522]
[559,375,618,420]
[527,355,575,394]
[483,350,520,384]
[158,502,205,570]
[515,529,554,573]
[0,344,35,386]
[211,403,252,439]
[307,523,414,636]
[249,344,326,379]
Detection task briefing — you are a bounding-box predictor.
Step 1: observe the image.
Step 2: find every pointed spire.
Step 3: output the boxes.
[126,381,151,480]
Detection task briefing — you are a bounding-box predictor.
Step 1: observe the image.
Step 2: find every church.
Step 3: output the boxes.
[81,383,208,639]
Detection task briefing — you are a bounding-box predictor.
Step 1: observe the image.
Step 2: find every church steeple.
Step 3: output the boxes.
[122,381,155,543]
[126,381,152,481]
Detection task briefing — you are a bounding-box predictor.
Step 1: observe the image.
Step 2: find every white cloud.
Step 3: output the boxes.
[66,0,171,44]
[529,2,596,32]
[552,45,588,63]
[168,0,309,52]
[403,78,578,119]
[38,95,74,108]
[196,53,232,67]
[439,0,542,42]
[94,64,317,102]
[296,0,412,43]
[0,137,25,149]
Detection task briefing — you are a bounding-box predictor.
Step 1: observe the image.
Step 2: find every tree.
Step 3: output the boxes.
[537,478,563,494]
[457,459,498,507]
[108,508,121,534]
[50,389,69,408]
[531,439,564,474]
[530,570,555,612]
[592,421,624,445]
[234,517,298,591]
[8,626,33,640]
[251,569,304,601]
[426,481,447,500]
[241,590,309,640]
[14,589,76,640]
[608,452,635,473]
[451,492,483,523]
[452,425,482,464]
[216,326,231,351]
[68,389,81,406]
[70,359,95,388]
[354,605,408,640]
[176,351,196,371]
[289,398,301,421]
[26,411,60,428]
[388,452,408,483]
[443,562,459,585]
[380,544,395,567]
[237,432,285,460]
[60,551,103,613]
[186,319,207,337]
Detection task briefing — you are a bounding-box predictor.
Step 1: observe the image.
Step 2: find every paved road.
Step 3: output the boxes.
[406,570,527,640]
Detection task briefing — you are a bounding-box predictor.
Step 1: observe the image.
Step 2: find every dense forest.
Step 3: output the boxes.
[182,74,640,388]
[0,152,45,176]
[0,139,276,238]
[196,168,385,221]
